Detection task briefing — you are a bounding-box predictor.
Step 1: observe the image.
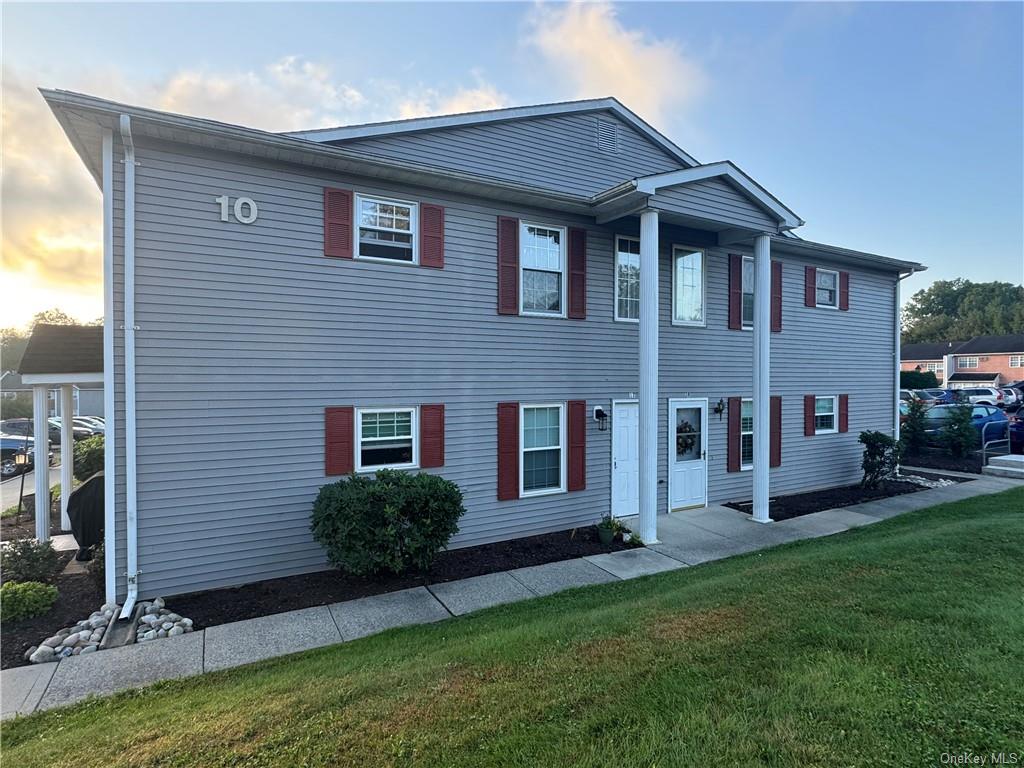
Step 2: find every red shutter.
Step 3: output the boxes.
[839,394,849,433]
[497,217,519,315]
[727,396,741,472]
[728,254,743,330]
[324,188,353,259]
[568,228,587,319]
[804,395,816,436]
[325,407,354,475]
[420,404,445,468]
[804,266,817,307]
[497,402,519,500]
[771,261,783,332]
[839,271,850,311]
[770,396,782,467]
[567,400,586,490]
[420,204,445,269]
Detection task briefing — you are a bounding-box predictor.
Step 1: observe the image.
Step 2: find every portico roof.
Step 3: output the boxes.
[18,324,103,385]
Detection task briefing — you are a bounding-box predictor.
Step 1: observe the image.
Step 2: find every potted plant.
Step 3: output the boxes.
[597,512,617,545]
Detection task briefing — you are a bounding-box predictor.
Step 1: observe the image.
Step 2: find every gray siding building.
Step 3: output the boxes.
[43,91,924,605]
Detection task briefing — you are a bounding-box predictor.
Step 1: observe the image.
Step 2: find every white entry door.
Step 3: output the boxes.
[668,398,708,512]
[611,400,639,518]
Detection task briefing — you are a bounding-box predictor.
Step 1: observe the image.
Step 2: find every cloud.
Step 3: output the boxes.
[397,75,509,118]
[525,2,706,125]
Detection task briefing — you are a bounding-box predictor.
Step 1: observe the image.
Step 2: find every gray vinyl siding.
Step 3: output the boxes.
[652,178,779,232]
[329,112,684,198]
[110,137,898,600]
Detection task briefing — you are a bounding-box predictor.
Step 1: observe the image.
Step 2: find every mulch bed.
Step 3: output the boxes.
[902,450,984,475]
[1,494,65,541]
[725,471,969,522]
[1,554,103,670]
[172,525,630,630]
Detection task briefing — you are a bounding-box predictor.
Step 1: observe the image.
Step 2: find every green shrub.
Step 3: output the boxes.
[1,581,59,621]
[1,539,62,584]
[311,469,465,577]
[900,398,929,456]
[859,431,902,489]
[942,405,978,458]
[900,370,939,389]
[73,435,104,481]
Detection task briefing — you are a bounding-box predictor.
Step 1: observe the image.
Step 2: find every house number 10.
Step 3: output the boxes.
[215,195,258,224]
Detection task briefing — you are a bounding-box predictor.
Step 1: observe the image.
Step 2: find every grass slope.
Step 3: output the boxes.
[4,489,1023,767]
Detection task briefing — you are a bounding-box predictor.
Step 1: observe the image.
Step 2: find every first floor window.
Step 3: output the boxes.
[357,408,417,470]
[1010,355,1024,368]
[742,255,755,328]
[520,223,565,315]
[816,269,839,308]
[356,195,417,262]
[521,404,564,494]
[815,396,837,434]
[958,357,979,369]
[673,246,705,325]
[615,236,640,321]
[740,399,754,469]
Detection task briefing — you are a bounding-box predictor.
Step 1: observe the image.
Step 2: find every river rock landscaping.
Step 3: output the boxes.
[134,597,195,642]
[25,602,119,664]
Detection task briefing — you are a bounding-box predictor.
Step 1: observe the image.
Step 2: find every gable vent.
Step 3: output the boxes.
[595,118,620,154]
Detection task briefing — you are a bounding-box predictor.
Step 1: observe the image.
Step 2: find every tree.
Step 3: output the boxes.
[902,280,1024,344]
[1,309,101,372]
[900,398,929,456]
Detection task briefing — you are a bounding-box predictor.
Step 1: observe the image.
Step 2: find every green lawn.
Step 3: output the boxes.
[4,489,1023,767]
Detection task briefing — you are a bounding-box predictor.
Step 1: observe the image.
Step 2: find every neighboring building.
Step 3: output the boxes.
[44,89,924,605]
[900,334,1024,389]
[0,370,104,418]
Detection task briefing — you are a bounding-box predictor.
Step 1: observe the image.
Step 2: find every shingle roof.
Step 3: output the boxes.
[17,324,103,375]
[900,341,966,361]
[947,372,1000,383]
[953,334,1024,355]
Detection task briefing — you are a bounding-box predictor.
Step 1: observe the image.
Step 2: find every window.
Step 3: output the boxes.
[356,408,417,471]
[614,236,640,322]
[520,223,566,316]
[815,269,839,308]
[356,195,418,263]
[1010,355,1024,368]
[521,404,564,495]
[673,246,705,326]
[958,357,979,369]
[742,256,755,328]
[740,399,754,470]
[814,396,838,434]
[922,362,943,373]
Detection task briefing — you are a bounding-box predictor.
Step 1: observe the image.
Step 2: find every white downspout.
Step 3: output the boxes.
[102,129,117,604]
[119,114,139,620]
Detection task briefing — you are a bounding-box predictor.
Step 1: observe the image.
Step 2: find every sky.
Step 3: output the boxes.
[1,1,1022,328]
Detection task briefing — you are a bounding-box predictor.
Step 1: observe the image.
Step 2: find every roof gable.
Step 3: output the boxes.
[900,341,966,360]
[954,334,1024,355]
[18,324,103,376]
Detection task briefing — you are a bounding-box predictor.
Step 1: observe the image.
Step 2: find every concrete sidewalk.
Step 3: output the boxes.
[3,474,1019,720]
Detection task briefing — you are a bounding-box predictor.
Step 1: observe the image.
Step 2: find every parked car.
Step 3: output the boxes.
[899,401,910,424]
[1,418,60,443]
[912,389,940,404]
[899,389,916,402]
[1000,388,1021,407]
[956,387,1005,407]
[923,404,1008,446]
[1009,412,1024,454]
[48,417,94,440]
[1,434,35,478]
[73,416,104,434]
[923,388,960,405]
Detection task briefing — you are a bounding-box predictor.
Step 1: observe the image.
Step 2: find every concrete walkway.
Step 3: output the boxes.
[3,474,1020,720]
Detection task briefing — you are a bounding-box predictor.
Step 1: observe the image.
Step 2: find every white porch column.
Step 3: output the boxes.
[638,209,660,543]
[752,234,772,523]
[32,385,51,541]
[60,385,74,531]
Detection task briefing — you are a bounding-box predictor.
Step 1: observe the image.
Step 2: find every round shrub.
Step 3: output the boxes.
[1,581,59,621]
[0,539,62,584]
[311,469,465,577]
[73,435,104,481]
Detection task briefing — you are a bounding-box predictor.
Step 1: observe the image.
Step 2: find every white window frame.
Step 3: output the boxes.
[354,193,419,265]
[355,406,419,472]
[740,397,754,471]
[814,395,839,435]
[815,268,840,309]
[1009,355,1024,367]
[519,221,567,318]
[519,402,566,498]
[614,235,640,323]
[958,357,979,369]
[671,245,707,328]
[741,255,755,330]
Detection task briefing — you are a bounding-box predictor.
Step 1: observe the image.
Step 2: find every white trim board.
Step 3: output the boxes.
[20,372,103,385]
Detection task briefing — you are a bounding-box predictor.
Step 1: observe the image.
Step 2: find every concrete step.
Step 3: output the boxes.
[982,465,1024,480]
[988,454,1024,471]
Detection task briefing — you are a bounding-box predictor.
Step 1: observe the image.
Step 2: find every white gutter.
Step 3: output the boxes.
[118,114,139,620]
[101,129,116,604]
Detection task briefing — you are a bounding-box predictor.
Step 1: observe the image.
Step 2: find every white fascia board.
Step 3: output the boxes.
[770,236,926,274]
[637,161,804,230]
[20,372,104,385]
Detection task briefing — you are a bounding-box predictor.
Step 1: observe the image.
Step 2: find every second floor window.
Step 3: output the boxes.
[816,269,840,308]
[673,246,705,326]
[615,236,640,321]
[520,223,566,316]
[356,195,417,263]
[958,357,979,369]
[1011,355,1024,368]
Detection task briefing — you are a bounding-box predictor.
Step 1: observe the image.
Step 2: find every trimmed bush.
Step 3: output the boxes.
[900,370,939,389]
[1,539,62,584]
[1,581,58,621]
[943,405,978,458]
[900,398,929,456]
[73,435,104,481]
[311,469,464,577]
[859,430,901,489]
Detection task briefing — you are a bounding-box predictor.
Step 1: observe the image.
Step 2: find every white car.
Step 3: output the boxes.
[957,387,1005,407]
[1001,388,1020,406]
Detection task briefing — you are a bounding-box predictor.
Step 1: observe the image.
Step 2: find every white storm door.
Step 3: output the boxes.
[668,399,708,511]
[611,401,639,518]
